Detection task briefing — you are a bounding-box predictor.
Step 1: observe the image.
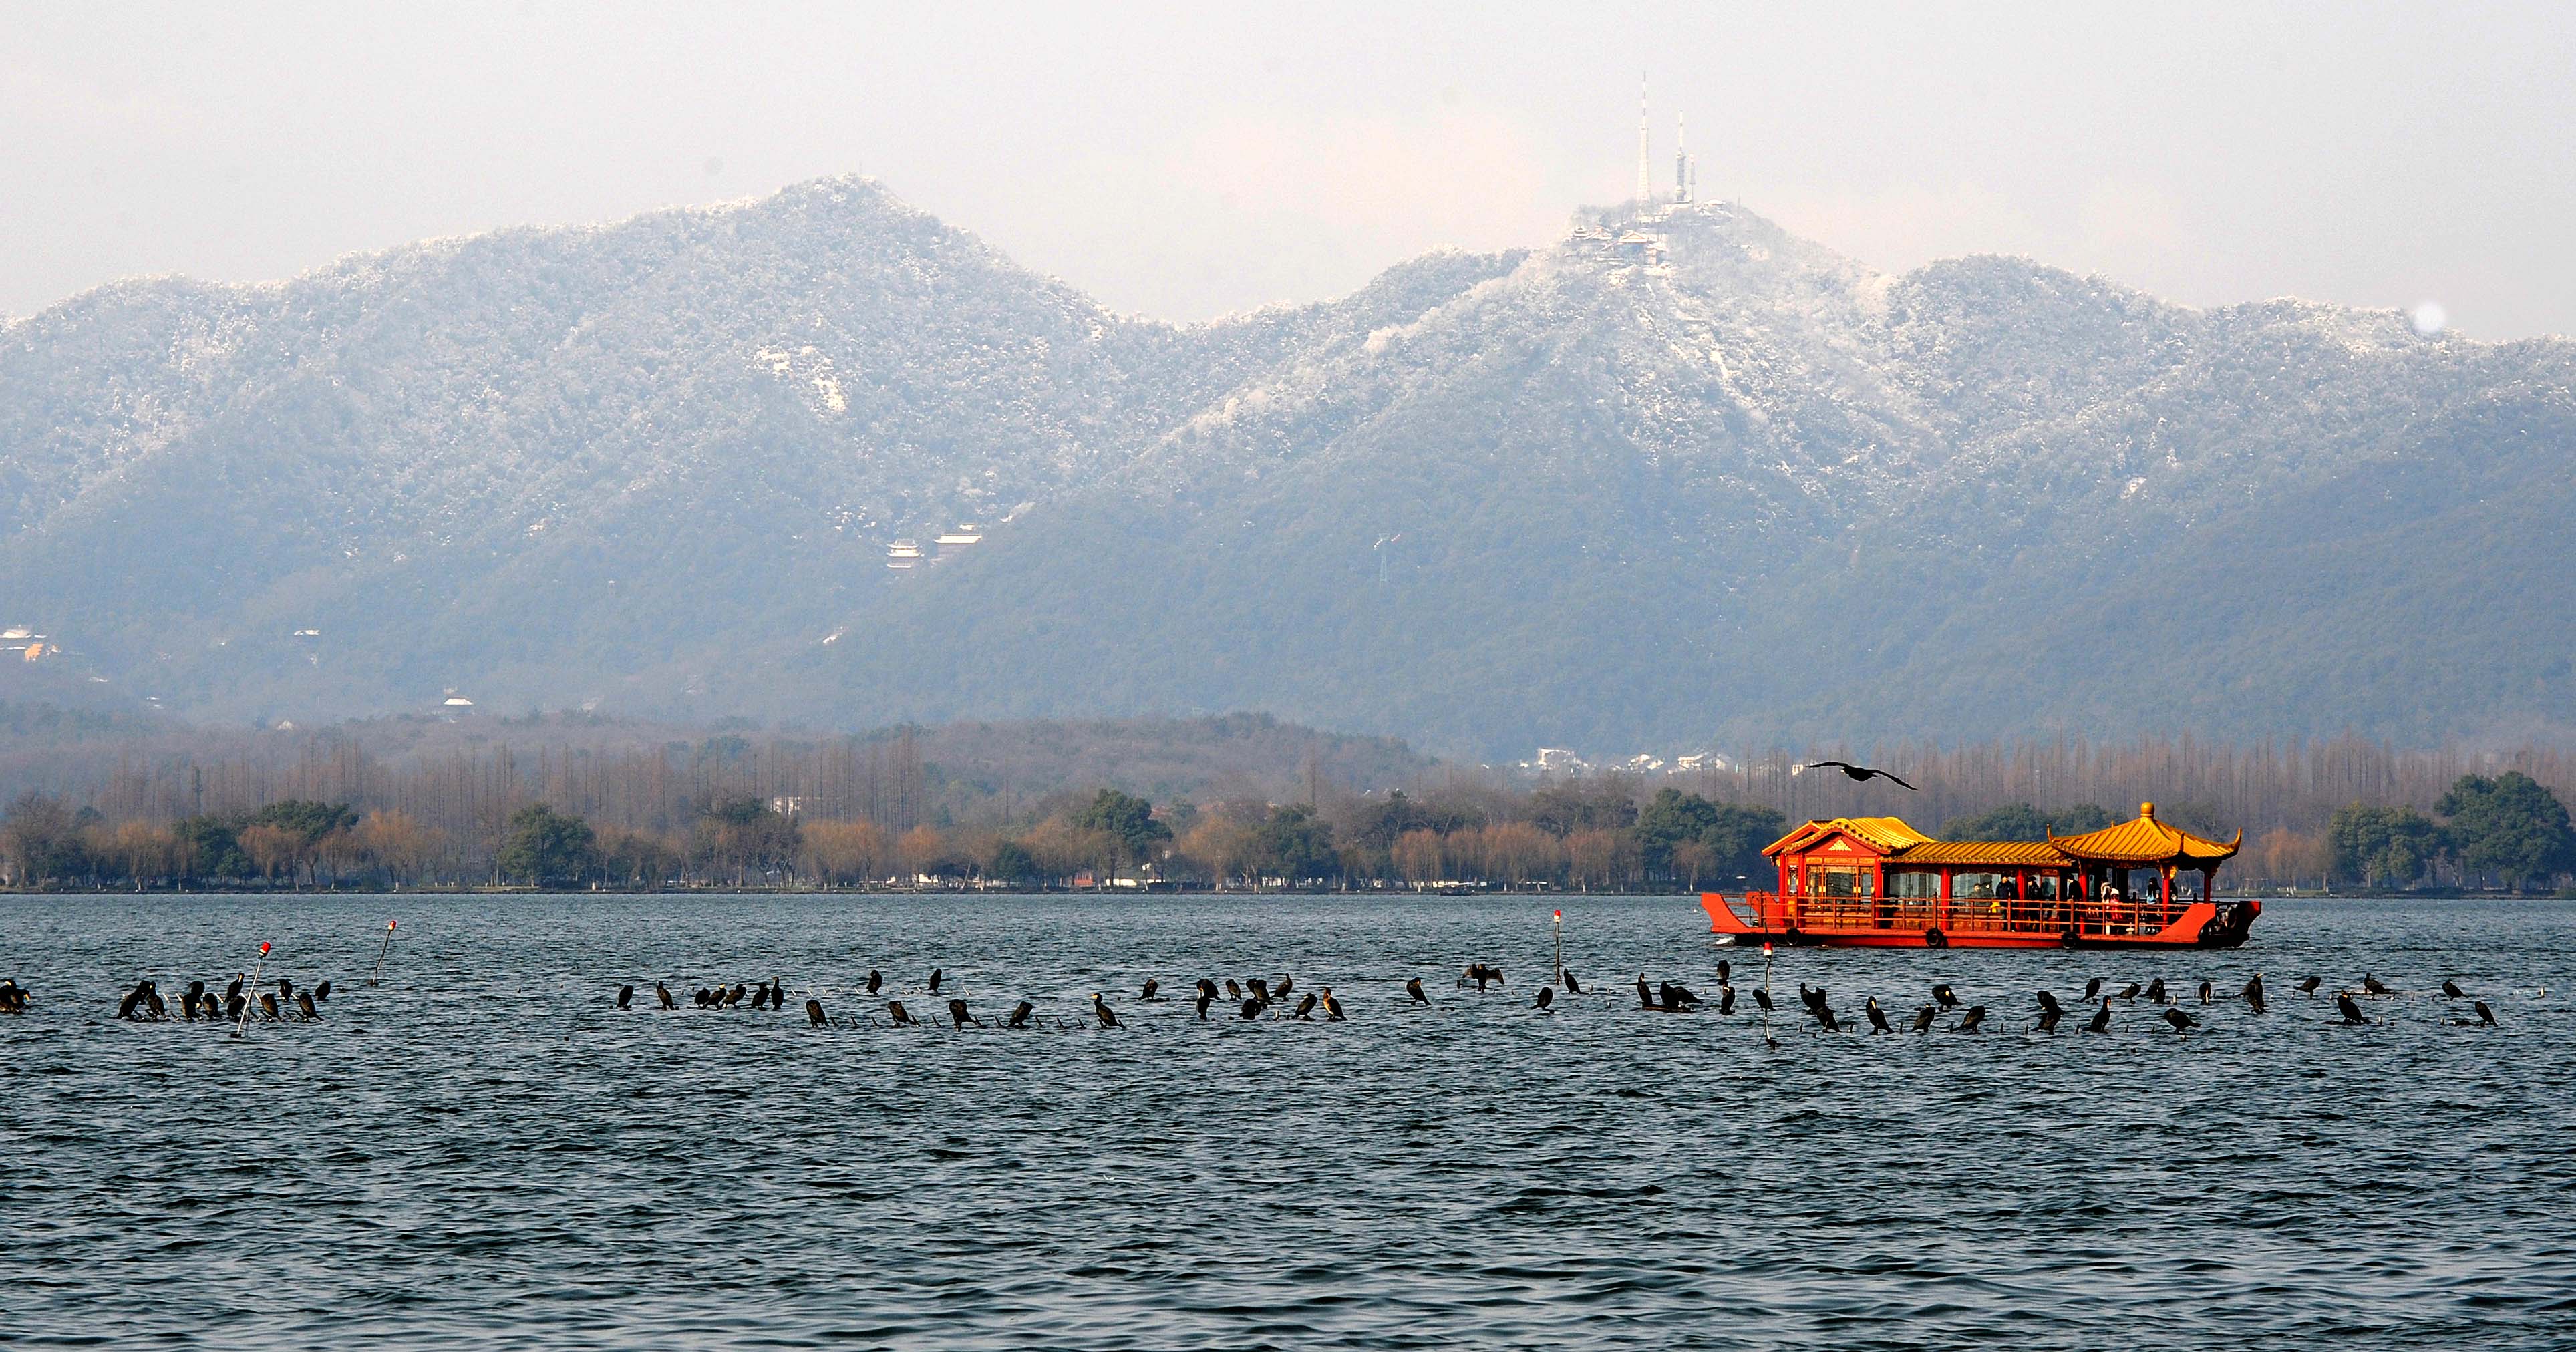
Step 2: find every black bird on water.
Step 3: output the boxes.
[2336,992,2370,1025]
[184,980,207,1021]
[2472,1000,2497,1027]
[1792,759,1918,791]
[313,980,331,1003]
[258,992,281,1021]
[291,991,316,1021]
[948,998,975,1029]
[726,983,747,1008]
[1911,1005,1938,1033]
[1142,978,1160,1002]
[2087,1000,2112,1034]
[2163,1008,2196,1033]
[1464,965,1504,992]
[887,1000,918,1027]
[1196,977,1219,1002]
[2144,977,2168,1005]
[657,981,676,1009]
[1718,985,1737,1016]
[1275,975,1295,1000]
[1636,974,1656,1010]
[2295,975,2322,997]
[1864,997,1892,1033]
[1752,987,1775,1014]
[928,968,943,995]
[1249,977,1273,1007]
[1407,977,1430,1006]
[1717,961,1732,985]
[1932,983,1959,1010]
[1239,997,1262,1021]
[1092,994,1118,1029]
[866,969,883,997]
[806,999,827,1027]
[2035,1003,2063,1035]
[225,993,247,1021]
[2197,979,2214,1005]
[1196,991,1215,1021]
[1561,970,1583,995]
[1009,1001,1035,1029]
[2118,981,2143,1002]
[1955,1005,1987,1033]
[1660,982,1701,1012]
[1225,979,1243,1001]
[2036,990,2064,1019]
[2442,979,2468,1000]
[0,979,25,1014]
[144,983,169,1020]
[2241,974,2267,1014]
[617,985,634,1009]
[2083,977,2104,1001]
[118,981,153,1021]
[1295,992,1318,1020]
[2362,974,2392,997]
[1322,989,1345,1021]
[1533,987,1554,1011]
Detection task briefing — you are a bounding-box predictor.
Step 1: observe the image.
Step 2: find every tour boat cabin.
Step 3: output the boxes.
[1700,802,2257,948]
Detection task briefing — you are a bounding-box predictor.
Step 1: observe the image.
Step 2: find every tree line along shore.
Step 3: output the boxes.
[4,768,2569,896]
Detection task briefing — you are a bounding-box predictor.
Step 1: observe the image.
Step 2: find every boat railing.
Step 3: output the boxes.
[1733,890,2191,937]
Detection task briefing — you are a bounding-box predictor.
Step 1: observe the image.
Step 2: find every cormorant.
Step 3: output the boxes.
[1561,970,1582,994]
[2474,999,2496,1026]
[144,985,168,1020]
[887,1000,917,1026]
[866,969,883,996]
[1637,975,1656,1010]
[1196,977,1218,1002]
[313,980,331,1003]
[1406,977,1430,1006]
[929,968,943,994]
[118,981,150,1021]
[948,998,975,1029]
[1092,993,1118,1029]
[1911,1004,1937,1033]
[1752,987,1774,1013]
[1717,960,1732,985]
[2296,975,2322,997]
[1239,997,1262,1021]
[2442,979,2467,1000]
[657,982,675,1009]
[617,985,634,1009]
[1249,978,1272,1007]
[1275,975,1294,999]
[1791,759,1918,790]
[2197,979,2213,1005]
[1932,983,1958,1010]
[295,992,319,1021]
[2163,1008,2195,1033]
[2118,981,2142,1001]
[258,992,280,1021]
[1295,992,1318,1019]
[2362,974,2392,997]
[1225,979,1243,1000]
[2082,977,2103,1001]
[806,999,827,1027]
[2035,1004,2062,1034]
[1196,991,1215,1021]
[2036,990,2064,1018]
[1009,1000,1035,1029]
[2144,977,2168,1005]
[2336,992,2369,1025]
[2242,974,2266,1014]
[1142,977,1160,1001]
[1956,1005,1986,1033]
[1718,984,1737,1015]
[2087,1000,2112,1033]
[1533,987,1553,1011]
[1322,989,1345,1021]
[1865,997,1892,1033]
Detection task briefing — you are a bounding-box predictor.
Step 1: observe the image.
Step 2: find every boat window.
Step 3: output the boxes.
[1889,870,1939,899]
[1953,872,2001,899]
[1809,865,1873,897]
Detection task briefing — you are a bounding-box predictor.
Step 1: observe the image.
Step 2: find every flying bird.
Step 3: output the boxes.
[1791,760,1917,790]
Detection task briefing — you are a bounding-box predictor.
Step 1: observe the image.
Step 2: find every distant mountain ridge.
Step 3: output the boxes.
[5,176,2571,756]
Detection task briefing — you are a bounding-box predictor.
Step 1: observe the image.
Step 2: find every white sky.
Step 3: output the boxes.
[5,1,2573,337]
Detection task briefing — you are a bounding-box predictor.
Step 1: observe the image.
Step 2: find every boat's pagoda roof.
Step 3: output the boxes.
[1764,802,2237,868]
[2049,802,2240,865]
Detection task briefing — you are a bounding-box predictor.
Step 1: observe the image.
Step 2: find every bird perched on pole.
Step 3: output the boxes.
[1791,760,1917,790]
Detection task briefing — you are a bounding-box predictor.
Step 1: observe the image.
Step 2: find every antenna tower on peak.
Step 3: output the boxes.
[1635,71,1651,204]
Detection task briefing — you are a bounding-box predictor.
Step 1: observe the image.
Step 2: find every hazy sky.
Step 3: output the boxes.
[6,2,2573,337]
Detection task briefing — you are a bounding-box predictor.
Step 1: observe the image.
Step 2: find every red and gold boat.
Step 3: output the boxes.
[1699,802,2255,949]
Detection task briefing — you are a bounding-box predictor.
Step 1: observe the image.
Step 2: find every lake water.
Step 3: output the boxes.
[2,893,2570,1349]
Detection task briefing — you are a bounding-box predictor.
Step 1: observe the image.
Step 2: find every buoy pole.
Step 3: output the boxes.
[1761,940,1774,1047]
[234,941,271,1039]
[1552,908,1563,987]
[369,918,397,987]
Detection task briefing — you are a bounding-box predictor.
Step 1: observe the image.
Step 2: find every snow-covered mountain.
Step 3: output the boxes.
[5,178,2571,754]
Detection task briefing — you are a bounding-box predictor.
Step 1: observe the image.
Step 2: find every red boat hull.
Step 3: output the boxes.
[1698,892,2259,949]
